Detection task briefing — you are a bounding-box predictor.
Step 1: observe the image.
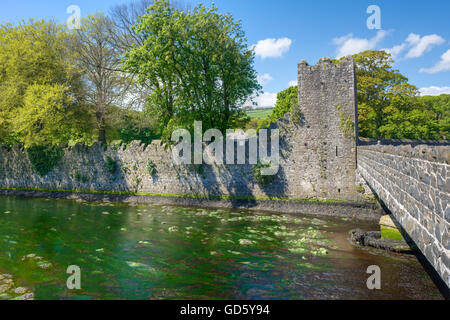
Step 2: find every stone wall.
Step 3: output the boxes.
[357,140,450,287]
[0,57,366,205]
[296,57,359,200]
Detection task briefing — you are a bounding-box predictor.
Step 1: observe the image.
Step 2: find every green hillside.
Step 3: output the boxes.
[246,108,273,119]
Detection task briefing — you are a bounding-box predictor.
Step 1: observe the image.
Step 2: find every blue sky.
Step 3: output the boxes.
[1,0,450,108]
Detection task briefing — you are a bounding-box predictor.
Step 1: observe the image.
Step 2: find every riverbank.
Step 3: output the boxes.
[0,188,382,221]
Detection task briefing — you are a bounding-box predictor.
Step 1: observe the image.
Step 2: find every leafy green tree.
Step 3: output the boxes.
[124,0,261,140]
[106,107,159,145]
[0,20,91,147]
[269,86,298,123]
[70,13,132,145]
[418,94,450,139]
[332,50,446,140]
[351,50,415,139]
[109,0,189,51]
[379,83,439,139]
[15,84,92,146]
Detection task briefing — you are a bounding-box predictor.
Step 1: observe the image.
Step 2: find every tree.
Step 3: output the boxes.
[269,86,298,123]
[70,13,132,144]
[352,50,414,139]
[0,20,90,147]
[124,0,261,140]
[108,0,154,51]
[106,107,159,145]
[108,0,190,115]
[15,84,93,146]
[109,0,189,51]
[418,94,450,139]
[351,50,447,140]
[379,83,439,139]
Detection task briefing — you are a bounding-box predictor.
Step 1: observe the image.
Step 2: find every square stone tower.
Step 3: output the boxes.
[296,57,359,201]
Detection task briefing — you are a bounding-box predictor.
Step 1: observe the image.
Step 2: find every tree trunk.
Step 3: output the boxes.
[96,112,107,145]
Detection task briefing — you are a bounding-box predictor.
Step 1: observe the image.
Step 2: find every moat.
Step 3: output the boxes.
[0,196,444,300]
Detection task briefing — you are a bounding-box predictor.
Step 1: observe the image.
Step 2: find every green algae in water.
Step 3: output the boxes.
[0,196,444,300]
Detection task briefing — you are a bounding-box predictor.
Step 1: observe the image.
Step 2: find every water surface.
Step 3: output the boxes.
[0,196,443,300]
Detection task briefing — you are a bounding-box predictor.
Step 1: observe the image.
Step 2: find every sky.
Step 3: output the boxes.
[1,0,450,108]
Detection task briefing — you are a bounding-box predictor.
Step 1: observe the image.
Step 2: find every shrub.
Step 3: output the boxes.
[73,171,89,183]
[252,160,276,186]
[270,86,299,123]
[147,159,157,176]
[104,156,117,174]
[245,118,271,131]
[26,145,64,176]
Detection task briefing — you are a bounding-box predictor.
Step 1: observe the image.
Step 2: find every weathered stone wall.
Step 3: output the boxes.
[0,57,365,204]
[296,57,359,200]
[0,140,279,198]
[357,140,450,287]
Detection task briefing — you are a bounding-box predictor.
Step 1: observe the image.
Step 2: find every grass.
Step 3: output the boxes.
[246,108,273,119]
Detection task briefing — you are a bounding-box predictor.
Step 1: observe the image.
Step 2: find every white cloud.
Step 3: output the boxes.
[420,49,450,73]
[333,30,389,58]
[405,33,421,45]
[253,38,292,59]
[257,73,273,86]
[288,80,297,87]
[251,92,277,109]
[405,33,445,58]
[419,86,450,96]
[383,33,445,61]
[383,43,407,60]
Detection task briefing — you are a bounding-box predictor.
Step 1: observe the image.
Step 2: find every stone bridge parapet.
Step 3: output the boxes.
[357,139,449,288]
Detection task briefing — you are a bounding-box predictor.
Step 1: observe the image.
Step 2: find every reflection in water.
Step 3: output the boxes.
[0,196,443,300]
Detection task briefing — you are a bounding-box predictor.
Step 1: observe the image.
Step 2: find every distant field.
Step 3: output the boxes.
[246,108,273,119]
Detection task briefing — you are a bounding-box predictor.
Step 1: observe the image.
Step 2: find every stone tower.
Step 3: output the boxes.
[295,56,359,201]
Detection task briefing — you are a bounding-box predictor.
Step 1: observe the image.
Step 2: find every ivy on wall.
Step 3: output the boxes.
[104,156,117,174]
[147,159,157,176]
[252,160,276,186]
[26,145,64,176]
[336,105,355,139]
